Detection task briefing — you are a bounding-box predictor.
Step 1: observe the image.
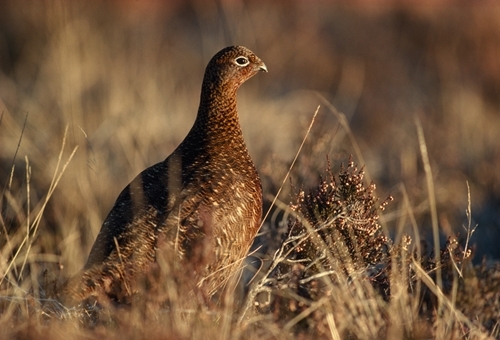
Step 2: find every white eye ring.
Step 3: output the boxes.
[234,56,249,66]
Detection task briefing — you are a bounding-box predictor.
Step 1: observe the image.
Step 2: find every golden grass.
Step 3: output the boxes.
[1,1,500,339]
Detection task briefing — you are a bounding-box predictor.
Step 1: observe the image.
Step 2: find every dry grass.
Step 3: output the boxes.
[1,1,500,339]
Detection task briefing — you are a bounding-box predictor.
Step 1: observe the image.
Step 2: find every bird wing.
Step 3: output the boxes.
[84,160,173,269]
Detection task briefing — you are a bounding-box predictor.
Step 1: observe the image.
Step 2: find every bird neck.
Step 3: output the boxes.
[194,84,244,143]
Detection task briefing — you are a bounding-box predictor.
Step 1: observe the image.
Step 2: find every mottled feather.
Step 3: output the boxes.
[62,46,266,304]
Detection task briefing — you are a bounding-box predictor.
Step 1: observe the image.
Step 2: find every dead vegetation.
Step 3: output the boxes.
[1,1,500,339]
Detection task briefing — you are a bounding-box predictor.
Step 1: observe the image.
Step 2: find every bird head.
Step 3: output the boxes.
[203,46,267,91]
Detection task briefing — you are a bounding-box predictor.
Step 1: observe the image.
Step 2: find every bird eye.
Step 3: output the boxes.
[235,56,249,66]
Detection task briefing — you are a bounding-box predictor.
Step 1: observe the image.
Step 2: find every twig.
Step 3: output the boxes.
[114,237,131,295]
[259,106,320,232]
[415,117,442,313]
[412,259,478,332]
[315,94,370,184]
[283,296,330,332]
[18,156,32,281]
[1,112,28,200]
[462,181,476,266]
[1,126,78,286]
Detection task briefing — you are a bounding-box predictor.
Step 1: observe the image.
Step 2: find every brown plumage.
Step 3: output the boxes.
[63,46,266,305]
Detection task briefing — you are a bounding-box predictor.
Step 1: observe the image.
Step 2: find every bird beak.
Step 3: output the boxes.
[258,62,268,73]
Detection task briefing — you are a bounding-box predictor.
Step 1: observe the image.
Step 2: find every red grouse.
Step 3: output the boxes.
[63,46,266,304]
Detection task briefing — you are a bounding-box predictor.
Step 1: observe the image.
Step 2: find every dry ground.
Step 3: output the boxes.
[1,1,500,339]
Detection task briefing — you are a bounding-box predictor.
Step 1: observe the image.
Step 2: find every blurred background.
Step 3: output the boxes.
[1,0,499,277]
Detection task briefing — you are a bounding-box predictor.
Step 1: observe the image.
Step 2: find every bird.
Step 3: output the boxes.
[62,46,267,305]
